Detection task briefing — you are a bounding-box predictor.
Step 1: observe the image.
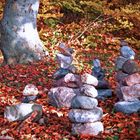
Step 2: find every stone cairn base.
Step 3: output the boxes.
[114,40,140,114]
[48,43,104,135]
[92,59,112,100]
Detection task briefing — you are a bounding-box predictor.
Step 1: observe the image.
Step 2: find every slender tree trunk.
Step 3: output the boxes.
[0,0,48,65]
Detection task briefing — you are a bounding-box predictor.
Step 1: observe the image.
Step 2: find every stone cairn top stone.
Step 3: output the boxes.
[92,59,112,100]
[48,45,104,136]
[114,40,140,114]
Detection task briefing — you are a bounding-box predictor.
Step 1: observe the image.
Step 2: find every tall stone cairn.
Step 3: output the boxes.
[114,40,140,114]
[48,43,104,135]
[92,59,112,100]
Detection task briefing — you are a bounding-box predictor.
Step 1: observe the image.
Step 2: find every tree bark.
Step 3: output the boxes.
[0,0,48,65]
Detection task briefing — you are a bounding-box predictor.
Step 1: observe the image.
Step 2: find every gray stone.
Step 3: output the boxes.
[81,73,98,86]
[68,107,103,123]
[96,80,110,89]
[71,96,98,109]
[53,68,69,80]
[80,84,98,98]
[4,103,42,122]
[115,84,123,100]
[115,71,128,83]
[23,84,39,96]
[114,101,140,114]
[97,89,112,100]
[48,87,80,108]
[123,73,140,86]
[120,46,135,59]
[115,56,128,70]
[56,53,73,69]
[71,122,104,136]
[121,84,140,101]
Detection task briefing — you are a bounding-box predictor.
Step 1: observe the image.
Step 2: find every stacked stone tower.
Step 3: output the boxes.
[114,40,140,114]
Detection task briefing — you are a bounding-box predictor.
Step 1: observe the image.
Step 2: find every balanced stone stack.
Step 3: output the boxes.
[48,43,79,108]
[114,40,140,114]
[68,73,104,136]
[92,59,112,100]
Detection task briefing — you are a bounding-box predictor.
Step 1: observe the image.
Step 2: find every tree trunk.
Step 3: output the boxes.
[0,0,48,65]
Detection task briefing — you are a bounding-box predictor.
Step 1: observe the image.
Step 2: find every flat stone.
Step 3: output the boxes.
[121,84,140,101]
[23,84,39,96]
[80,84,98,98]
[123,73,140,86]
[81,73,98,86]
[97,89,112,100]
[48,87,80,108]
[115,56,128,70]
[53,68,69,80]
[114,101,140,114]
[71,96,98,109]
[56,53,73,69]
[4,103,42,122]
[71,122,104,136]
[120,46,135,59]
[96,80,110,89]
[68,107,103,123]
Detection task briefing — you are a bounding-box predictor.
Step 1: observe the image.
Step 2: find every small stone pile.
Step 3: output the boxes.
[68,73,104,136]
[4,84,43,122]
[92,59,112,100]
[114,40,140,114]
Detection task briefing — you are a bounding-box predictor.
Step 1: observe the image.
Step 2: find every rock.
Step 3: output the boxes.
[115,84,123,100]
[96,80,110,89]
[68,107,103,123]
[56,53,73,69]
[71,122,104,136]
[121,84,140,101]
[122,60,140,74]
[115,56,128,70]
[58,42,73,56]
[81,73,98,86]
[120,46,135,59]
[123,73,140,86]
[22,95,38,103]
[71,96,98,109]
[48,87,80,108]
[4,103,42,122]
[115,71,128,83]
[97,89,112,100]
[114,101,140,114]
[0,136,14,140]
[23,84,38,96]
[80,84,98,98]
[68,64,77,73]
[64,73,82,87]
[53,68,69,80]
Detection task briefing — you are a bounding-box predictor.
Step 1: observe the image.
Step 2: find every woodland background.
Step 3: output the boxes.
[0,0,140,139]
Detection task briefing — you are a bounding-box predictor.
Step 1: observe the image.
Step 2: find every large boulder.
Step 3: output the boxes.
[68,107,103,123]
[71,122,104,136]
[48,87,80,108]
[114,101,140,114]
[71,96,98,109]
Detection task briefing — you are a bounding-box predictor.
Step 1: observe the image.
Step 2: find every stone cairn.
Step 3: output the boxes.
[48,43,104,135]
[4,84,44,124]
[92,59,112,100]
[114,40,140,114]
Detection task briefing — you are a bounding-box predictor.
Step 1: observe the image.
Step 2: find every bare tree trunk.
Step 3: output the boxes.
[0,0,48,65]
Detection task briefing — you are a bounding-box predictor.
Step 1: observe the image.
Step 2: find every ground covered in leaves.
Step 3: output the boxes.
[0,1,140,139]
